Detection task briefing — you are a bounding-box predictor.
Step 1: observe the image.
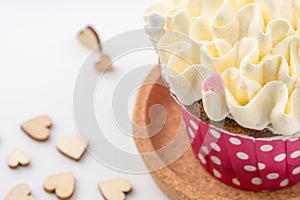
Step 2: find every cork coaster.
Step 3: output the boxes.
[132,66,300,200]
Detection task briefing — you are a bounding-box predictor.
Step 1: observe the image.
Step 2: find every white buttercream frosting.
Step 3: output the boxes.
[145,0,300,135]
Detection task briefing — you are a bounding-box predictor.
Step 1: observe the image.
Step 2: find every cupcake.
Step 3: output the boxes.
[144,0,300,191]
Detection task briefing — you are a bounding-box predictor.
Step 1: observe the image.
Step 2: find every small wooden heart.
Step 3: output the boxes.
[95,54,113,72]
[5,184,34,200]
[56,134,88,161]
[98,178,132,200]
[21,115,52,141]
[43,172,75,199]
[7,149,30,169]
[77,26,101,51]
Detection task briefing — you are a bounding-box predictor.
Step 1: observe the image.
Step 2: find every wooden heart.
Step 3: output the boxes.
[7,149,30,168]
[5,184,34,200]
[98,178,132,200]
[43,172,75,199]
[56,134,88,161]
[95,54,113,72]
[77,26,101,51]
[21,115,52,141]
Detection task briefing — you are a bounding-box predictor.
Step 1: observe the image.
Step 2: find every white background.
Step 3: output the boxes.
[0,0,168,199]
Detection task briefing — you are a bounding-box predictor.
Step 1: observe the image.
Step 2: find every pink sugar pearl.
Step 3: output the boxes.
[202,73,225,94]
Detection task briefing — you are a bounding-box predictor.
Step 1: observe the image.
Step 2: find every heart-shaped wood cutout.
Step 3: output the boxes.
[95,54,113,72]
[21,115,52,141]
[7,149,30,169]
[5,184,35,200]
[44,172,75,199]
[77,26,101,51]
[56,134,88,161]
[98,178,132,200]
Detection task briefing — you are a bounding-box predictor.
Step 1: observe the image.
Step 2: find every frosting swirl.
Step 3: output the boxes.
[145,0,300,135]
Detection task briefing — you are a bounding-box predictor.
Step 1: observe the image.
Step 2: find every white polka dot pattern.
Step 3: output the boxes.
[229,137,241,145]
[201,146,209,155]
[290,150,300,159]
[236,152,249,160]
[209,129,220,139]
[232,178,240,186]
[213,169,222,178]
[211,156,221,165]
[210,143,221,152]
[280,179,289,187]
[244,165,256,172]
[258,163,266,170]
[198,153,207,165]
[274,153,286,162]
[189,119,198,130]
[180,106,300,191]
[260,145,273,152]
[188,127,195,139]
[251,177,262,185]
[292,167,300,175]
[266,173,279,180]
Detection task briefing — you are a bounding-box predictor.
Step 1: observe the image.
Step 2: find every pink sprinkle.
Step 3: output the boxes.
[202,73,225,94]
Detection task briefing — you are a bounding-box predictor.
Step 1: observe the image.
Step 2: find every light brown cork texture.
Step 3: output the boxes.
[132,65,300,200]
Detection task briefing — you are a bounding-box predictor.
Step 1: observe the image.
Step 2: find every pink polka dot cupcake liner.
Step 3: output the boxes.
[180,105,300,191]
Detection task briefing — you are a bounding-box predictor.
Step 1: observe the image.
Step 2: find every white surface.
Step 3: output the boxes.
[0,0,168,199]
